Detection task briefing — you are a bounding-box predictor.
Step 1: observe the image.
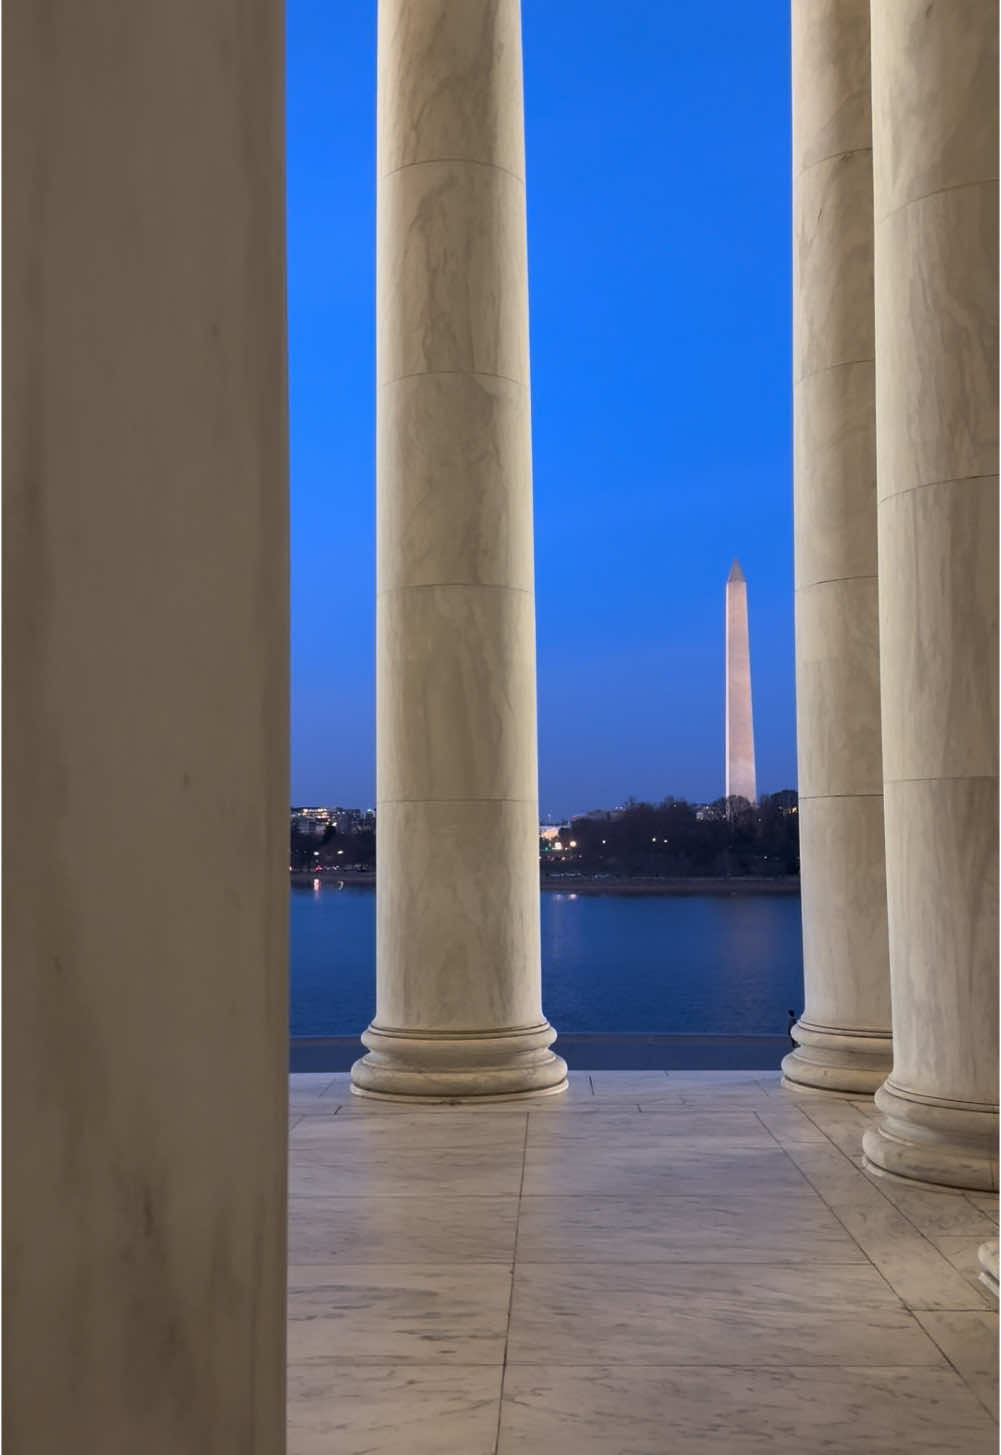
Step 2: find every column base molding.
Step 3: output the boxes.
[350,1020,568,1102]
[861,1078,999,1192]
[781,1018,893,1096]
[978,1240,999,1301]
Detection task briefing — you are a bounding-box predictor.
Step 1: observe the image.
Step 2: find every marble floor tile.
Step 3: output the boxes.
[289,1075,343,1114]
[587,1071,670,1098]
[915,1310,999,1419]
[507,1262,942,1367]
[967,1192,1001,1218]
[828,1199,992,1309]
[289,1196,518,1265]
[525,1110,777,1149]
[868,1176,1000,1239]
[291,1109,527,1152]
[781,1141,889,1206]
[293,1101,343,1118]
[288,1363,502,1455]
[515,1191,867,1265]
[672,1088,786,1111]
[521,1143,810,1199]
[289,1090,341,1115]
[283,1074,995,1452]
[793,1101,871,1157]
[287,1264,511,1365]
[291,1140,524,1199]
[754,1107,830,1144]
[663,1070,780,1088]
[497,1364,997,1453]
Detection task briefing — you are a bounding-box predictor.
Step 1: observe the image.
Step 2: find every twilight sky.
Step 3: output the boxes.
[288,1,794,820]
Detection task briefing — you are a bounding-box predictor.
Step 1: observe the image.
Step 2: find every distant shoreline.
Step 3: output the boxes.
[291,871,800,897]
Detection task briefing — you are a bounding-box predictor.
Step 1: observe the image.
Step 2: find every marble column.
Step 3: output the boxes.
[351,0,567,1100]
[861,0,999,1189]
[783,0,893,1096]
[4,2,288,1448]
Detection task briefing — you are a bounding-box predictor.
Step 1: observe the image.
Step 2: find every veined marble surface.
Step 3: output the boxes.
[287,1070,998,1452]
[867,0,999,1187]
[789,0,891,1097]
[365,0,562,1099]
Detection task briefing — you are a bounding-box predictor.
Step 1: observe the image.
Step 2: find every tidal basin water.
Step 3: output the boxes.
[290,885,804,1039]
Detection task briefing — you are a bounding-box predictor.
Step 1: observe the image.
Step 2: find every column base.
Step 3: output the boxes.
[978,1240,999,1301]
[861,1078,999,1192]
[350,1020,568,1102]
[781,1018,893,1096]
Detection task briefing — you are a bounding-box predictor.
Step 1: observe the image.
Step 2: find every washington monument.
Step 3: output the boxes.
[725,560,756,804]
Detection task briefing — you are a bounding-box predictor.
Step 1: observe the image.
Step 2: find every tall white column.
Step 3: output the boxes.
[352,0,567,1100]
[862,0,998,1189]
[783,0,893,1096]
[4,1,288,1447]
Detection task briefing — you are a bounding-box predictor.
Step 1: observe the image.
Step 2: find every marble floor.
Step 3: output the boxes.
[287,1070,999,1454]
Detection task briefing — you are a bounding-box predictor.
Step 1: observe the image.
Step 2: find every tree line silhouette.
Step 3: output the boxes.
[542,792,799,879]
[291,791,799,879]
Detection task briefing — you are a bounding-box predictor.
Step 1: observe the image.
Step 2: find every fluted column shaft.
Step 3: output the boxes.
[862,0,999,1188]
[352,0,567,1100]
[784,0,893,1095]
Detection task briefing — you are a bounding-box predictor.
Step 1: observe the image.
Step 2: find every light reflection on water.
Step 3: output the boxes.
[289,885,803,1039]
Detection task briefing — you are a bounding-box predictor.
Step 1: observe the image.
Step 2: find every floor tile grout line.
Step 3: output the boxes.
[758,1101,996,1254]
[287,1258,878,1269]
[758,1114,989,1325]
[754,1111,930,1307]
[494,1115,529,1455]
[286,1356,1000,1372]
[910,1307,1001,1415]
[813,1130,997,1258]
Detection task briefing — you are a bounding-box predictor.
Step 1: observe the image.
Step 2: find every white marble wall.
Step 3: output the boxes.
[4,2,289,1447]
[353,0,566,1099]
[784,0,893,1095]
[863,0,999,1188]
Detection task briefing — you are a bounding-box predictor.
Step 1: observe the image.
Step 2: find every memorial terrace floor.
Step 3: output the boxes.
[287,1070,999,1454]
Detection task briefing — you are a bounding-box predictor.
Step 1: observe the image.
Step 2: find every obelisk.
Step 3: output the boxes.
[725,560,757,804]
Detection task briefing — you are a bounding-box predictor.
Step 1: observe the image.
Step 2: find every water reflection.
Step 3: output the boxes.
[289,885,804,1039]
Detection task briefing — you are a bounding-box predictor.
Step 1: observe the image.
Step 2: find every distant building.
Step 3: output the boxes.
[290,807,330,837]
[291,805,374,837]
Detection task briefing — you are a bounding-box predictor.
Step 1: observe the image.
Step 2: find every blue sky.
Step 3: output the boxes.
[288,1,793,820]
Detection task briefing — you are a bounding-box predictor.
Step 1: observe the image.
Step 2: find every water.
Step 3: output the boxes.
[290,885,804,1038]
